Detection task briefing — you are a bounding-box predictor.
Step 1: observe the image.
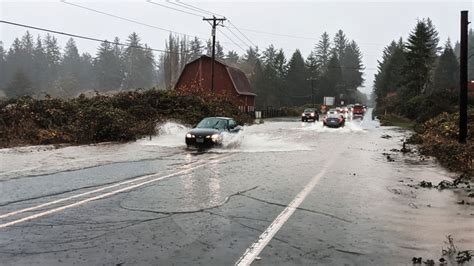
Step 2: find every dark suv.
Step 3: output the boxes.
[301,108,319,122]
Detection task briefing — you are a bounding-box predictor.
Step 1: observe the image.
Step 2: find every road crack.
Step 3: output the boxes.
[239,194,352,223]
[118,186,259,215]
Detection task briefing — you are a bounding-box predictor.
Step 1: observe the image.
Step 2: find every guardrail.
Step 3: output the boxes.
[247,109,286,119]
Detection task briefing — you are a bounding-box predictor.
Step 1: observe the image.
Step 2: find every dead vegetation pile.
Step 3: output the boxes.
[408,110,474,177]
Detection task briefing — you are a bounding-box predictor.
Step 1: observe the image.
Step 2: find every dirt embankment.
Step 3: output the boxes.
[407,110,474,177]
[0,89,253,148]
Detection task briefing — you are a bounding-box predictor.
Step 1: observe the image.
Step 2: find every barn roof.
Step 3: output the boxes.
[226,65,256,96]
[181,55,256,96]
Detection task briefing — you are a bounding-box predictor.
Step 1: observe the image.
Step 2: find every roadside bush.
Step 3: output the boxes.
[0,88,252,148]
[413,109,474,176]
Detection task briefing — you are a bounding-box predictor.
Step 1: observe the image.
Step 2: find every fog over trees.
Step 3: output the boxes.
[0,29,366,107]
[373,18,472,122]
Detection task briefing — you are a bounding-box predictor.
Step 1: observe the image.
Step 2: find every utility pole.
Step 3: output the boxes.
[459,10,469,143]
[307,77,317,108]
[203,16,226,93]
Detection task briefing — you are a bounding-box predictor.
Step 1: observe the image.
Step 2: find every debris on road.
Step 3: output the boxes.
[381,134,392,139]
[419,181,433,188]
[412,257,422,264]
[400,141,411,153]
[456,250,472,263]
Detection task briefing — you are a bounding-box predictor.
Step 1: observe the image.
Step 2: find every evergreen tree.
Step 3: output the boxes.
[402,18,439,97]
[373,38,406,103]
[163,34,180,89]
[5,70,32,98]
[305,51,318,78]
[206,40,224,60]
[78,52,95,91]
[4,33,36,95]
[189,36,203,61]
[4,38,23,90]
[179,36,191,71]
[123,32,155,90]
[20,31,35,84]
[240,46,260,76]
[251,59,265,108]
[274,49,288,80]
[341,40,364,100]
[61,38,81,77]
[44,34,61,87]
[433,40,459,92]
[33,35,48,89]
[324,52,343,98]
[0,42,5,89]
[333,30,347,61]
[286,49,308,106]
[262,44,277,65]
[225,50,239,66]
[469,29,474,80]
[94,39,124,91]
[274,49,289,105]
[315,32,331,73]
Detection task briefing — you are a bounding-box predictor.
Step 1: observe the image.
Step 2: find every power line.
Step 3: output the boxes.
[175,0,221,17]
[146,0,203,18]
[227,20,257,47]
[176,1,384,46]
[0,20,183,55]
[176,1,256,48]
[218,28,246,53]
[61,0,202,40]
[145,0,249,51]
[63,0,241,52]
[223,26,252,50]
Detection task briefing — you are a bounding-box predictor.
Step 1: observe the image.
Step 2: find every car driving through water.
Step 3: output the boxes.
[323,110,345,128]
[301,108,319,122]
[185,117,242,148]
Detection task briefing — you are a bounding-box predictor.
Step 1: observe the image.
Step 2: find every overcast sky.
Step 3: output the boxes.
[1,0,473,95]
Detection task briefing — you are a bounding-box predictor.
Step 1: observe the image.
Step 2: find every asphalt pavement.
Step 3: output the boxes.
[0,110,473,265]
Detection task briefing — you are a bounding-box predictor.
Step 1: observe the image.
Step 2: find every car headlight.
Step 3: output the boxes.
[302,113,305,116]
[310,112,315,116]
[186,133,193,138]
[211,133,220,142]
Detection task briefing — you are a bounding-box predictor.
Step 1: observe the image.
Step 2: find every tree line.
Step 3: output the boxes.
[0,32,156,98]
[1,29,366,108]
[373,18,473,122]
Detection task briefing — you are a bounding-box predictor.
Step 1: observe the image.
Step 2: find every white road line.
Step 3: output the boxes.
[235,156,336,266]
[0,155,231,229]
[0,160,190,219]
[0,155,217,220]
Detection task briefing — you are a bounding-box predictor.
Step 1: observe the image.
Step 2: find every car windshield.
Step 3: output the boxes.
[196,117,227,129]
[304,108,315,112]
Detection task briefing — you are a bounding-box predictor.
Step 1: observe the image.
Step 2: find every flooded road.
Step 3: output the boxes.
[0,110,473,265]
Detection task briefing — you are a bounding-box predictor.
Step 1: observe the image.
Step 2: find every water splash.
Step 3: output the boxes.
[138,122,191,148]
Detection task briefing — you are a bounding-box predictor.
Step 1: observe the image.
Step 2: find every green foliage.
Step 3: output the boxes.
[433,41,459,92]
[373,18,463,124]
[0,89,252,147]
[403,18,439,97]
[286,49,309,106]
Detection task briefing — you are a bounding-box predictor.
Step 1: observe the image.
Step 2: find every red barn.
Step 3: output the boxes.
[174,55,256,112]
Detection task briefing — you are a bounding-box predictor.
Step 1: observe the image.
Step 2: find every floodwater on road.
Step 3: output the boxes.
[0,109,473,265]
